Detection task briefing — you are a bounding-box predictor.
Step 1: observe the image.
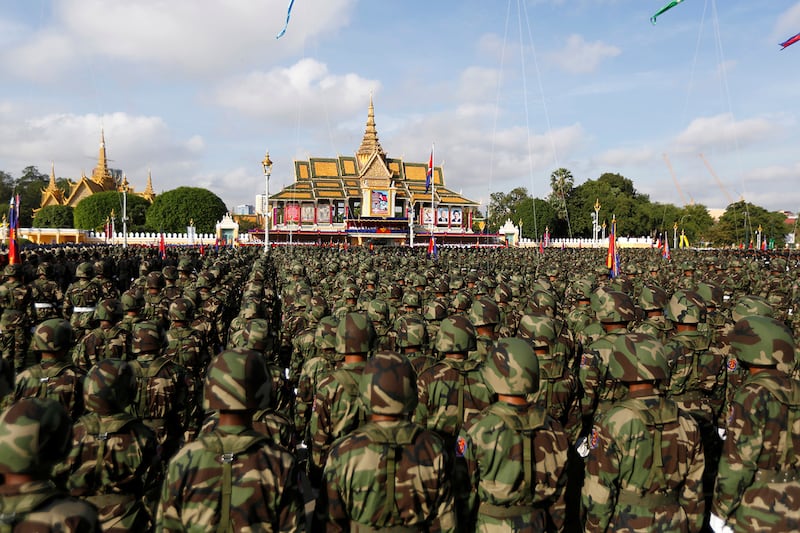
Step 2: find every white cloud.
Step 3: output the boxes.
[595,146,655,168]
[671,113,778,153]
[773,2,800,39]
[547,34,621,74]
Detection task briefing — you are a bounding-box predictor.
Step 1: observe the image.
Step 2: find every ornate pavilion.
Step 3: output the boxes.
[263,99,487,246]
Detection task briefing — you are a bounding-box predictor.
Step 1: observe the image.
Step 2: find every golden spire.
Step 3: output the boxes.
[141,169,156,201]
[42,161,64,204]
[91,128,114,189]
[356,95,386,169]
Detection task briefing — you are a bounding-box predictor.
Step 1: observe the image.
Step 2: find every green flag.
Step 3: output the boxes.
[651,0,685,25]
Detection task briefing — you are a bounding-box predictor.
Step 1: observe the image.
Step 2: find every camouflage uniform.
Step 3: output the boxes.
[72,299,129,372]
[395,314,437,375]
[0,264,34,372]
[57,359,159,532]
[157,349,303,531]
[63,262,102,342]
[582,333,706,532]
[462,338,569,532]
[467,297,500,362]
[321,351,456,531]
[295,316,339,444]
[118,289,145,334]
[29,262,64,322]
[141,272,170,332]
[0,398,100,532]
[632,283,671,344]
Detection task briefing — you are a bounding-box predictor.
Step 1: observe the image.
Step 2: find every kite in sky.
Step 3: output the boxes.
[780,32,800,50]
[276,0,296,39]
[651,0,685,25]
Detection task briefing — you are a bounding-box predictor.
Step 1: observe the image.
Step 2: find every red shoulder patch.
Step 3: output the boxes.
[589,428,600,449]
[455,436,467,458]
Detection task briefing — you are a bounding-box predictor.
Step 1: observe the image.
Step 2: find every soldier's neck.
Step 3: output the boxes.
[497,394,528,405]
[3,473,35,486]
[344,355,366,364]
[218,411,252,427]
[369,414,402,422]
[675,324,697,333]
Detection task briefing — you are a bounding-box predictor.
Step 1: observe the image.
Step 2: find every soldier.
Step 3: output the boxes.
[56,359,159,532]
[582,333,705,531]
[14,319,84,421]
[93,259,120,300]
[320,351,456,531]
[395,313,437,375]
[141,272,169,332]
[467,297,501,362]
[73,298,129,372]
[461,338,569,532]
[118,289,145,334]
[161,265,182,302]
[295,316,338,445]
[64,261,102,343]
[29,261,64,322]
[157,349,303,531]
[0,263,34,371]
[366,298,396,351]
[633,283,671,343]
[0,398,100,531]
[289,295,329,385]
[711,316,800,532]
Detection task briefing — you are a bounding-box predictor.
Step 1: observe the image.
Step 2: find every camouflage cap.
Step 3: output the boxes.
[0,398,72,475]
[315,316,339,351]
[638,284,668,312]
[169,297,195,322]
[95,298,123,322]
[666,290,706,324]
[483,337,539,395]
[395,314,429,348]
[593,290,636,324]
[84,358,136,415]
[731,295,774,322]
[366,299,390,323]
[335,312,375,355]
[608,333,668,382]
[131,321,163,355]
[517,314,557,350]
[3,263,21,278]
[729,316,795,367]
[434,315,477,353]
[31,319,72,353]
[75,261,95,279]
[361,351,418,416]
[203,349,271,411]
[468,297,500,327]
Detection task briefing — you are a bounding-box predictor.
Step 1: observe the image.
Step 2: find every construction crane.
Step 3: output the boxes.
[663,153,693,206]
[699,153,737,205]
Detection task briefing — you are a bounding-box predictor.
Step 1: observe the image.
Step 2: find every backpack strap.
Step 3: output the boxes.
[751,374,800,469]
[334,369,366,426]
[80,412,138,484]
[490,405,546,493]
[129,358,171,417]
[0,483,62,531]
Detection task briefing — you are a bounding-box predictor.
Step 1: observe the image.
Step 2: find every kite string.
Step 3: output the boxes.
[488,0,512,227]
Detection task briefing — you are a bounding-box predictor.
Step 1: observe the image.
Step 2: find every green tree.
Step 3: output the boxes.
[33,205,74,228]
[707,201,787,247]
[145,187,227,234]
[568,173,656,238]
[548,168,574,224]
[14,166,49,227]
[516,197,556,240]
[73,191,150,231]
[487,187,530,232]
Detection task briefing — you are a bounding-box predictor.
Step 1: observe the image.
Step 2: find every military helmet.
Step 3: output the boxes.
[203,349,271,411]
[729,316,795,367]
[433,279,449,294]
[3,264,21,278]
[593,290,636,324]
[130,321,163,355]
[681,261,696,272]
[526,290,557,318]
[483,337,539,395]
[434,315,477,353]
[306,296,330,322]
[544,265,560,278]
[291,263,304,276]
[423,299,447,322]
[0,309,24,330]
[168,297,195,322]
[121,289,144,312]
[75,261,95,279]
[449,278,465,291]
[388,285,403,300]
[468,297,500,328]
[450,291,472,313]
[494,282,512,304]
[361,351,418,415]
[0,398,72,475]
[162,265,178,281]
[571,278,594,300]
[395,314,429,348]
[194,273,212,290]
[402,292,422,309]
[517,314,557,350]
[608,333,668,382]
[335,312,375,355]
[146,271,165,290]
[242,318,272,352]
[666,290,706,324]
[731,295,774,322]
[84,358,136,415]
[695,282,723,309]
[177,258,193,272]
[366,299,390,323]
[638,285,668,312]
[95,298,123,322]
[342,285,359,300]
[138,260,152,275]
[315,316,338,351]
[770,258,787,272]
[31,319,72,353]
[36,262,52,277]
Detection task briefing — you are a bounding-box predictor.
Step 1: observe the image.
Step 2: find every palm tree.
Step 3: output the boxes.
[549,168,574,221]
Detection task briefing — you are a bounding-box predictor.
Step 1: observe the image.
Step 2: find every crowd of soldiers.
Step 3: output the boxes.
[0,243,798,532]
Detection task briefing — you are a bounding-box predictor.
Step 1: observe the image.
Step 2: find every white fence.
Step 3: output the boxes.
[517,236,655,249]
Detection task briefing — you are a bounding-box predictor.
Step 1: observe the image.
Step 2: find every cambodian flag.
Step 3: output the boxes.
[8,195,18,265]
[425,150,433,193]
[606,217,620,278]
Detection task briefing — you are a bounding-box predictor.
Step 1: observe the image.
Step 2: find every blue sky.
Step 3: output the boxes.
[1,0,799,215]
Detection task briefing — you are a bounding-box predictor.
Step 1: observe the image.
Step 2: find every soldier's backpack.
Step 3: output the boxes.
[77,412,139,493]
[0,487,64,533]
[128,358,172,419]
[26,361,72,399]
[197,430,268,533]
[486,405,547,497]
[750,374,800,471]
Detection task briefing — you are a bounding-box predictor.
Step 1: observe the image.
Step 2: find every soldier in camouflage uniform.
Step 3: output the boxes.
[141,272,169,332]
[192,272,226,355]
[467,297,501,362]
[73,298,129,372]
[461,338,569,532]
[289,295,330,384]
[632,283,671,344]
[423,298,448,348]
[309,312,374,487]
[320,350,456,531]
[63,261,102,343]
[157,349,303,531]
[711,316,800,533]
[93,259,120,301]
[160,266,182,303]
[0,398,100,532]
[0,263,34,372]
[29,261,63,323]
[582,333,706,532]
[56,359,159,532]
[366,298,396,352]
[395,313,437,375]
[295,316,338,445]
[118,289,145,334]
[14,319,84,421]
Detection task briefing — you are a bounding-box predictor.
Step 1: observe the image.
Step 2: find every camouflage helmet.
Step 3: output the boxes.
[483,337,539,395]
[517,314,557,350]
[0,398,72,475]
[341,285,359,300]
[194,273,212,289]
[395,314,429,348]
[291,263,304,276]
[121,289,144,312]
[449,278,465,291]
[729,316,795,367]
[0,309,24,330]
[75,261,95,279]
[3,263,21,278]
[434,315,477,353]
[242,318,272,352]
[36,262,52,277]
[366,299,390,323]
[468,297,500,327]
[388,285,403,300]
[450,291,472,313]
[335,312,375,355]
[146,271,165,290]
[666,290,706,324]
[695,281,723,309]
[770,258,787,272]
[83,358,136,415]
[130,321,163,355]
[608,333,668,382]
[203,349,271,411]
[402,292,422,309]
[306,296,330,322]
[638,284,668,312]
[162,265,179,281]
[571,278,594,300]
[361,351,418,416]
[731,295,774,322]
[168,297,195,322]
[593,290,636,324]
[525,290,557,318]
[94,298,123,322]
[31,319,72,353]
[423,299,448,322]
[314,316,338,351]
[177,258,193,272]
[681,261,696,272]
[494,282,512,304]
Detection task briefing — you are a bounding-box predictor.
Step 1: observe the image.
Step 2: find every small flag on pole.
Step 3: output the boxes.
[7,195,18,265]
[662,231,671,260]
[425,149,433,193]
[606,216,620,278]
[159,232,166,259]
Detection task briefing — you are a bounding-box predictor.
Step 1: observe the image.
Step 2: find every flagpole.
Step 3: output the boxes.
[430,143,435,244]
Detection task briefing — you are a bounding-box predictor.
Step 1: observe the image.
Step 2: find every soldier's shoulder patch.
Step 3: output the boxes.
[580,352,593,368]
[726,358,738,372]
[455,435,467,458]
[589,428,600,450]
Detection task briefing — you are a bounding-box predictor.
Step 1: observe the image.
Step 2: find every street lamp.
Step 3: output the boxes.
[593,198,601,242]
[262,151,273,253]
